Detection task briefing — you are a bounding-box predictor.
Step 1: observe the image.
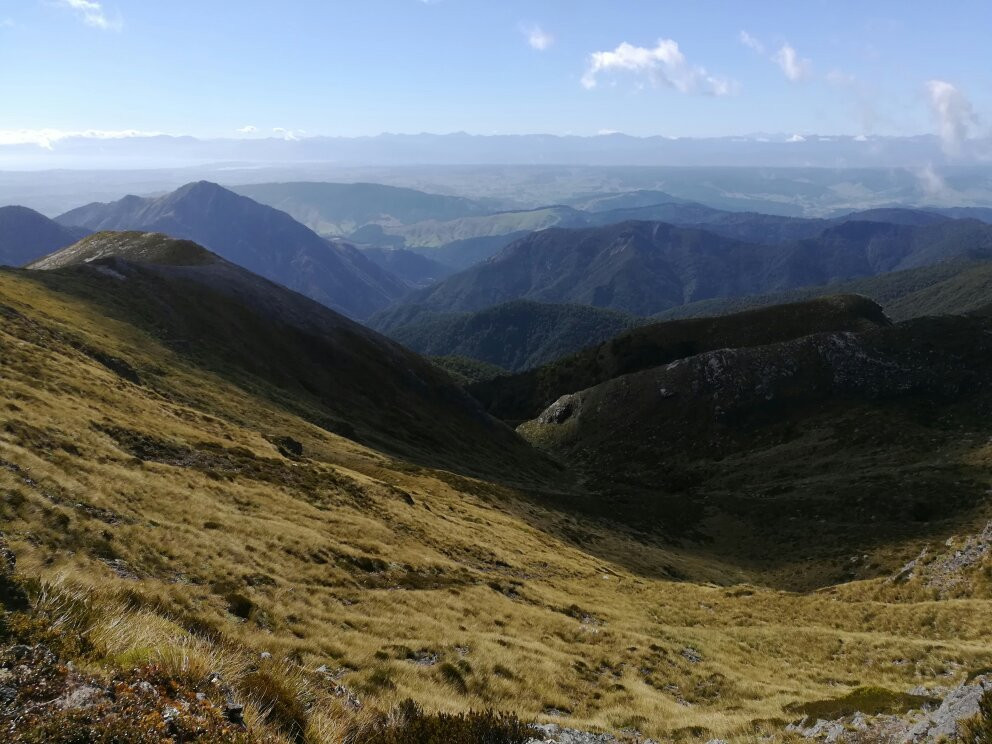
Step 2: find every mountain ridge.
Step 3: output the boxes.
[379,217,992,319]
[55,181,410,319]
[26,230,555,480]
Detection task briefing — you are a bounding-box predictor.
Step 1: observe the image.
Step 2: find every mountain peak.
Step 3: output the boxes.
[167,180,240,206]
[54,183,409,318]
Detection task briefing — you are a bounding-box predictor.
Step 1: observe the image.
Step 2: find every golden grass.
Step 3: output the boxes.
[1,270,991,742]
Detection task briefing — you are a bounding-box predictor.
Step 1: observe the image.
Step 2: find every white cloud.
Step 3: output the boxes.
[236,125,257,134]
[1,17,15,28]
[597,129,621,135]
[917,163,948,196]
[56,0,121,30]
[523,24,553,51]
[786,133,806,143]
[581,38,733,96]
[273,127,305,141]
[926,79,977,152]
[0,129,161,150]
[774,43,811,82]
[738,30,764,54]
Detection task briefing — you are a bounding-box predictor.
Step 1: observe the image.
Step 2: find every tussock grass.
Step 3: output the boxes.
[1,270,992,741]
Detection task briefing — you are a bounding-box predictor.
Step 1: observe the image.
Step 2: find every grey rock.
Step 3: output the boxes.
[527,723,619,743]
[787,675,991,743]
[538,394,581,425]
[681,647,703,664]
[906,675,992,742]
[410,650,439,667]
[56,684,105,711]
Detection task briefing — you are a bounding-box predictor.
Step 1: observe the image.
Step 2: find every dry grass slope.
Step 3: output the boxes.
[1,269,991,741]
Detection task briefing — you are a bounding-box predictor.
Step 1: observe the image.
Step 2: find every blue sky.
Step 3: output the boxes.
[0,0,989,142]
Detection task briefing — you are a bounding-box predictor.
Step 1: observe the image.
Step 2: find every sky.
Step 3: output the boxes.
[0,0,990,144]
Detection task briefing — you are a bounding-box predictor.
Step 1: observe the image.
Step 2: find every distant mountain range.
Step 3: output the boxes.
[0,206,88,267]
[652,258,992,323]
[377,218,992,320]
[232,181,495,236]
[54,181,409,319]
[234,181,988,272]
[5,132,992,170]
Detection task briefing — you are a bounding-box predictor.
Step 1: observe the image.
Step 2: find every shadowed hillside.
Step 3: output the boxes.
[381,218,992,319]
[520,314,992,588]
[470,295,889,423]
[0,206,88,267]
[653,259,992,323]
[378,300,640,373]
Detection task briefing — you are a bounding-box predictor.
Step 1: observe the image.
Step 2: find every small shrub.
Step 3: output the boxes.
[225,592,255,620]
[1,580,95,658]
[242,659,315,741]
[345,698,531,744]
[438,661,468,694]
[360,665,396,694]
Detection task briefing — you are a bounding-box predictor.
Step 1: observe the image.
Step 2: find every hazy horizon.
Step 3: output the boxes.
[2,1,990,153]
